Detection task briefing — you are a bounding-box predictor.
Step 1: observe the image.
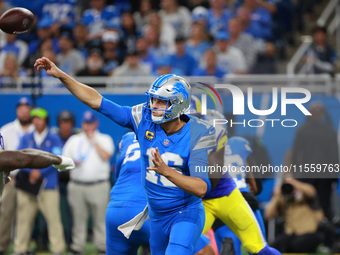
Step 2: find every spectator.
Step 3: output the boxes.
[213,31,247,74]
[120,12,142,53]
[41,0,77,36]
[192,49,226,78]
[133,0,153,32]
[228,17,262,72]
[57,31,85,76]
[26,17,56,65]
[153,56,183,76]
[236,3,272,40]
[144,11,176,55]
[136,36,155,74]
[265,177,324,253]
[73,23,91,60]
[55,110,78,246]
[0,53,27,88]
[102,30,121,75]
[251,42,277,74]
[113,50,151,77]
[62,111,114,255]
[145,25,174,59]
[0,97,34,255]
[14,107,65,255]
[81,0,120,42]
[159,0,192,37]
[0,33,28,70]
[206,0,232,37]
[77,49,107,87]
[168,35,197,76]
[191,6,209,28]
[186,22,212,63]
[291,101,339,220]
[302,26,337,75]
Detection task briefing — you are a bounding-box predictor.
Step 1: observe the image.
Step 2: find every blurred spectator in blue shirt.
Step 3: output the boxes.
[237,1,273,40]
[41,0,77,36]
[27,17,58,58]
[136,36,155,74]
[81,0,120,42]
[193,49,226,78]
[168,35,197,76]
[186,22,212,63]
[0,33,28,70]
[153,56,183,76]
[191,6,209,29]
[207,0,232,37]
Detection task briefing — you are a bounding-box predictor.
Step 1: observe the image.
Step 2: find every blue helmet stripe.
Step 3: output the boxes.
[153,74,175,88]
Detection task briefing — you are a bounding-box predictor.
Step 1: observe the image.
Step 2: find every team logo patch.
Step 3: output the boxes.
[164,139,169,146]
[145,131,154,141]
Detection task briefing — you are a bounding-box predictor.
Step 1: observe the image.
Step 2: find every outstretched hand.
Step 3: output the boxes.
[34,57,62,78]
[146,147,170,177]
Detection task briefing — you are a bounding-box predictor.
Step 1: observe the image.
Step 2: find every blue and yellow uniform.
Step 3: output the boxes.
[201,115,277,255]
[98,91,215,254]
[213,136,267,255]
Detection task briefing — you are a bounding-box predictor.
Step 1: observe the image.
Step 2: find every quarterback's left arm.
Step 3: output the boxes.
[147,147,209,198]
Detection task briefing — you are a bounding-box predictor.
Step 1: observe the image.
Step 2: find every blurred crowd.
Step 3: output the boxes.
[0,0,336,89]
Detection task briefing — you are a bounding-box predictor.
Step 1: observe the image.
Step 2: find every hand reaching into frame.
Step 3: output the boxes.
[34,57,63,79]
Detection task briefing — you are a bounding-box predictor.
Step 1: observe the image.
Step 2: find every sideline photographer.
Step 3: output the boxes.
[265,177,325,253]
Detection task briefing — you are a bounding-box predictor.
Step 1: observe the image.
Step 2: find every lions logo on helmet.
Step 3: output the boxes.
[145,74,191,124]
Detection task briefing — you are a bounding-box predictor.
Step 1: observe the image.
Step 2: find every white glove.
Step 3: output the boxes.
[53,156,75,172]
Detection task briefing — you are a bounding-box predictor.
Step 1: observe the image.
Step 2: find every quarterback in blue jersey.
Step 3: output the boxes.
[0,133,75,197]
[35,57,216,255]
[189,96,281,255]
[107,132,214,255]
[213,136,267,255]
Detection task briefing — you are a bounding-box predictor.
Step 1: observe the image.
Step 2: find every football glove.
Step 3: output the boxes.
[53,156,75,172]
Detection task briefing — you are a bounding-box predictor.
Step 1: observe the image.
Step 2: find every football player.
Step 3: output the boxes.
[106,132,214,255]
[35,57,216,255]
[189,96,281,255]
[0,133,75,197]
[213,136,267,255]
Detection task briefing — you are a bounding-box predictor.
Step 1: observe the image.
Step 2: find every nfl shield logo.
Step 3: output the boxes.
[164,139,169,146]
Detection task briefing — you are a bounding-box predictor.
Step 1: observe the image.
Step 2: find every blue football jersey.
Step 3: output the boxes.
[99,98,215,214]
[224,136,253,193]
[42,0,76,28]
[81,6,120,35]
[109,132,146,207]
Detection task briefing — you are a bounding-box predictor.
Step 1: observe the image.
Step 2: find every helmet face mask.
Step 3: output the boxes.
[145,74,191,124]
